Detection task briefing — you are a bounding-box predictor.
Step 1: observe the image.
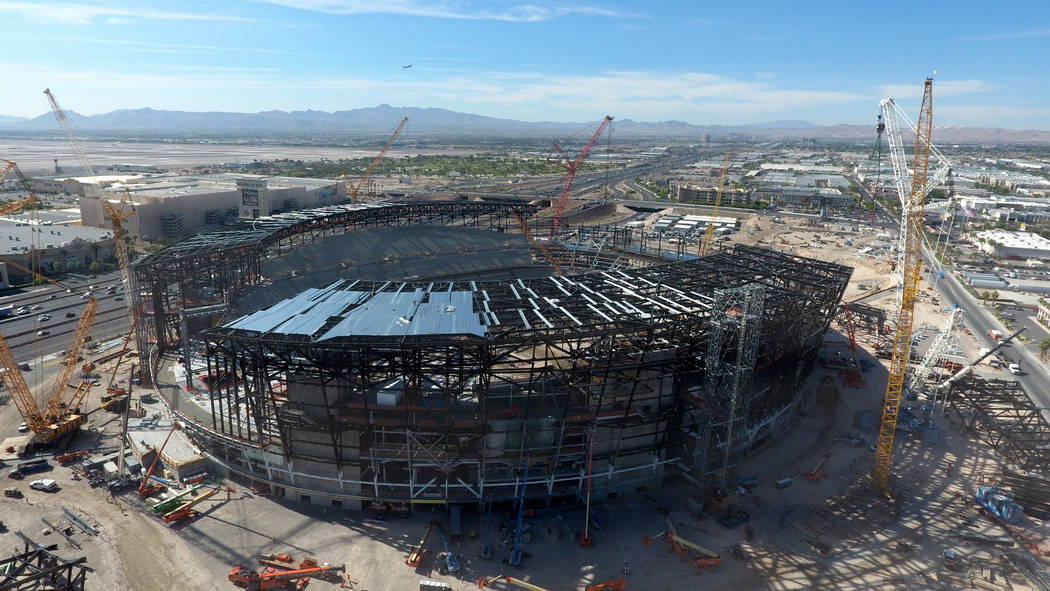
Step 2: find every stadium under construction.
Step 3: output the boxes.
[131,200,851,508]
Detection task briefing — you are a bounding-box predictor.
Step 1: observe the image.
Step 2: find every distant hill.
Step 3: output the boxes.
[1,104,1048,143]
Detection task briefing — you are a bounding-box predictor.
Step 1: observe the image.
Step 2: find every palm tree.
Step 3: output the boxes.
[1039,338,1050,360]
[990,290,1000,307]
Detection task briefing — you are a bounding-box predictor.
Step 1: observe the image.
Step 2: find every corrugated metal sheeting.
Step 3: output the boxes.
[225,280,485,339]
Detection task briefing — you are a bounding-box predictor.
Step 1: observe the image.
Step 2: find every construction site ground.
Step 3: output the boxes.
[3,214,1050,590]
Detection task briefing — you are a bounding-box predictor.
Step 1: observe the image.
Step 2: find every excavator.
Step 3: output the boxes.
[478,575,625,591]
[228,562,344,590]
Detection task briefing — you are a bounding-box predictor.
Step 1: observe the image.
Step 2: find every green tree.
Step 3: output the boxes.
[980,291,991,304]
[89,261,101,273]
[990,290,1000,306]
[1039,338,1050,360]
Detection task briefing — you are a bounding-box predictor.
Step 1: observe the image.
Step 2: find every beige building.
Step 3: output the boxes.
[80,174,347,241]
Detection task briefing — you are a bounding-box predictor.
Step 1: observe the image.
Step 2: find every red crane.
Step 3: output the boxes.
[549,115,613,238]
[138,422,182,497]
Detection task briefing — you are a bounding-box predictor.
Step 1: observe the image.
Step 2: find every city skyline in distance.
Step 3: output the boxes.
[1,1,1049,130]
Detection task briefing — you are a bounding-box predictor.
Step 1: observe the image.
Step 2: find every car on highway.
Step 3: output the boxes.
[30,305,43,311]
[29,479,58,492]
[79,293,89,299]
[48,294,57,300]
[65,312,76,318]
[15,307,28,315]
[37,314,50,322]
[114,296,123,301]
[18,422,28,432]
[36,330,49,336]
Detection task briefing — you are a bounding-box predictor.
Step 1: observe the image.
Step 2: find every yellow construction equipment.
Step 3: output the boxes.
[347,117,408,203]
[101,189,136,317]
[44,89,136,316]
[872,77,934,494]
[162,486,218,523]
[0,159,41,214]
[0,297,95,443]
[699,150,730,257]
[512,211,562,276]
[642,515,721,574]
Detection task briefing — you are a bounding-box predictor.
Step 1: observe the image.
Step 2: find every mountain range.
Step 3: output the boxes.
[1,104,1047,144]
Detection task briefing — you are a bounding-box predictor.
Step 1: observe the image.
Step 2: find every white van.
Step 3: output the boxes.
[29,479,59,492]
[1008,363,1022,375]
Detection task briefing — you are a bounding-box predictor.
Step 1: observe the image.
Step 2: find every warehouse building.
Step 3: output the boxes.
[976,230,1050,261]
[80,173,347,241]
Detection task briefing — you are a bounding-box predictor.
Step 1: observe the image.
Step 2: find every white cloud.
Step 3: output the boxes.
[0,1,259,25]
[0,63,865,123]
[878,79,999,100]
[251,0,646,21]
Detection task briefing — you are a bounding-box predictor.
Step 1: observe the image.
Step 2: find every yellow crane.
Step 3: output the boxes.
[0,159,41,214]
[346,117,408,203]
[0,298,97,442]
[44,90,137,316]
[699,150,730,257]
[873,78,934,494]
[102,189,136,317]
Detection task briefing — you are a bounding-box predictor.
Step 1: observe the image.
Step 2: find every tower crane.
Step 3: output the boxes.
[699,150,730,257]
[872,78,934,494]
[44,89,137,317]
[347,117,408,203]
[549,116,613,238]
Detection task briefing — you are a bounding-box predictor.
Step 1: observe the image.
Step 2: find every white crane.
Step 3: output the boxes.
[879,98,953,316]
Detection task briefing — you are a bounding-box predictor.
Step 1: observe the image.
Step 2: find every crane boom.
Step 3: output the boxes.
[101,190,136,317]
[513,211,562,275]
[0,160,41,214]
[43,89,103,197]
[138,422,181,496]
[700,150,730,257]
[550,116,613,238]
[0,334,48,432]
[42,298,98,422]
[873,78,934,494]
[350,117,408,203]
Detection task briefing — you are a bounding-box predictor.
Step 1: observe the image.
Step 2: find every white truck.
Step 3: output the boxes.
[1008,363,1022,375]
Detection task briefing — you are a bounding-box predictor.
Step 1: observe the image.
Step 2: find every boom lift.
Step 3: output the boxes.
[549,116,613,238]
[642,515,721,573]
[699,150,730,257]
[479,575,626,591]
[138,422,182,497]
[162,485,218,523]
[346,117,408,203]
[228,562,344,590]
[872,78,934,495]
[405,522,434,567]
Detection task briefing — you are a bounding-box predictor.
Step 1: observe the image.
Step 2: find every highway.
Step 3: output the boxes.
[853,178,1050,414]
[0,271,131,369]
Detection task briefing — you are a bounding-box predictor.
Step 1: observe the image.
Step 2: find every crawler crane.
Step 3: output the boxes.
[0,296,97,443]
[346,117,408,203]
[872,77,934,494]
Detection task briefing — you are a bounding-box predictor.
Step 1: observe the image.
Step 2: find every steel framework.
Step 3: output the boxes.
[135,200,850,506]
[0,537,91,591]
[192,245,847,504]
[946,377,1050,474]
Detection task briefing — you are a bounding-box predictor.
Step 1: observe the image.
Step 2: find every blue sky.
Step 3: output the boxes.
[1,0,1049,128]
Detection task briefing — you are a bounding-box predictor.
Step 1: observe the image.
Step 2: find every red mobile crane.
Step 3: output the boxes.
[549,116,613,238]
[138,422,181,497]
